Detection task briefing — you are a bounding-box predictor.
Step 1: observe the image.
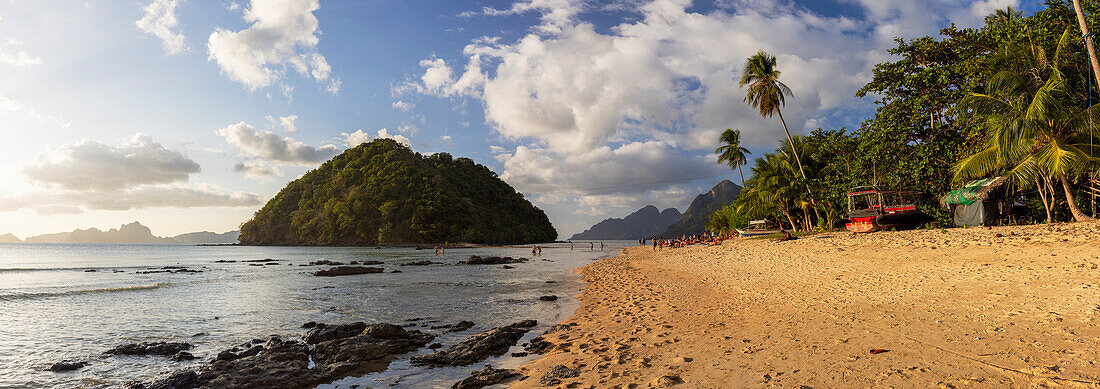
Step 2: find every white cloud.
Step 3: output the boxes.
[25,133,200,191]
[0,96,70,128]
[266,114,298,134]
[9,134,261,214]
[233,161,280,180]
[412,0,1005,220]
[393,100,414,111]
[0,49,42,67]
[217,121,340,165]
[500,141,724,197]
[0,185,262,214]
[135,0,189,55]
[469,0,585,33]
[970,0,1020,19]
[413,56,486,97]
[342,128,412,148]
[207,0,338,93]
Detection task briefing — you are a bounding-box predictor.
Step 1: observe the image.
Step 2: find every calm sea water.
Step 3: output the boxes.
[0,242,628,389]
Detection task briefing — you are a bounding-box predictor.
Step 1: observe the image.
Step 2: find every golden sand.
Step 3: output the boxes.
[512,222,1100,388]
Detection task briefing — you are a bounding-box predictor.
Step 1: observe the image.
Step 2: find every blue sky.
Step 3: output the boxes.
[0,0,1042,238]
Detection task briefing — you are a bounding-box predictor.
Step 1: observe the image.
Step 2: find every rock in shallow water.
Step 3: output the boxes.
[451,365,521,389]
[459,256,528,265]
[430,321,474,332]
[312,266,384,276]
[46,360,88,372]
[304,322,367,344]
[127,322,434,389]
[107,342,192,356]
[412,320,537,367]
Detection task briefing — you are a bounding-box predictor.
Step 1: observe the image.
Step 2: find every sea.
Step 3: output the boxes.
[0,241,629,388]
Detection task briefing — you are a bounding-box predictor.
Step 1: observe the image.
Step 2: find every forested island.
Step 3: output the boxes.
[238,139,557,245]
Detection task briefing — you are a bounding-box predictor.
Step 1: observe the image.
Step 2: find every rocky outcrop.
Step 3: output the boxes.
[540,365,581,386]
[313,266,384,276]
[107,342,192,356]
[452,366,521,389]
[570,205,682,240]
[412,320,537,367]
[401,260,440,266]
[459,256,528,265]
[127,322,434,389]
[46,360,88,372]
[430,321,475,332]
[661,180,742,237]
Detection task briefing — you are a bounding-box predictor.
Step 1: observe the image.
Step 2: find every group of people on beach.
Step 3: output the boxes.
[646,233,732,251]
[531,245,543,255]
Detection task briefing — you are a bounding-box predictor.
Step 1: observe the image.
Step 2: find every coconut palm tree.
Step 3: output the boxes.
[715,129,752,186]
[738,154,801,230]
[740,50,820,220]
[955,28,1097,222]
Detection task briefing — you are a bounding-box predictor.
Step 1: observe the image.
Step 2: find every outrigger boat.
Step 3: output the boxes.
[841,186,929,233]
[735,219,779,237]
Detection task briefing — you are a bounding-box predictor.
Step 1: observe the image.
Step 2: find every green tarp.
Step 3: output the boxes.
[941,177,999,206]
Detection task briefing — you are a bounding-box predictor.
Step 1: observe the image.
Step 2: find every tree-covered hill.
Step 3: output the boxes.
[238,139,557,245]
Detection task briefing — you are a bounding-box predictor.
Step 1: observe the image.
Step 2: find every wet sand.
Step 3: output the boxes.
[513,222,1100,388]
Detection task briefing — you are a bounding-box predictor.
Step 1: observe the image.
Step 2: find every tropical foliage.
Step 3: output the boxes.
[708,1,1100,233]
[239,139,558,245]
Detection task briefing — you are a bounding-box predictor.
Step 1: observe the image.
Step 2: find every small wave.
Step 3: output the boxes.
[0,283,167,301]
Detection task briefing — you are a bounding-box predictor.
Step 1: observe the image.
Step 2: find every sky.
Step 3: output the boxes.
[0,0,1043,239]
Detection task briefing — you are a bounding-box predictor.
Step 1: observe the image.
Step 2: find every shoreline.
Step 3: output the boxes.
[511,223,1100,387]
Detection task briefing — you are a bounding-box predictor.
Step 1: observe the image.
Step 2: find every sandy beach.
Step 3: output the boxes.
[513,222,1100,388]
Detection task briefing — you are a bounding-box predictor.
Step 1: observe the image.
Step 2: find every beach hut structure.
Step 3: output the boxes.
[940,177,1007,227]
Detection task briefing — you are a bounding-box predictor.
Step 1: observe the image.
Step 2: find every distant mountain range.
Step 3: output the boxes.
[3,222,240,244]
[570,180,742,240]
[569,205,681,240]
[661,180,742,237]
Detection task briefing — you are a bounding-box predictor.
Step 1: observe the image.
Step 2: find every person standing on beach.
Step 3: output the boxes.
[570,242,574,250]
[600,242,604,251]
[590,242,594,250]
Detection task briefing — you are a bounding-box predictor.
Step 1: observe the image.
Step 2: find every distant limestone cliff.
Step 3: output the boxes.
[17,223,238,244]
[238,139,557,245]
[171,231,240,244]
[570,205,681,240]
[661,180,742,237]
[24,222,178,244]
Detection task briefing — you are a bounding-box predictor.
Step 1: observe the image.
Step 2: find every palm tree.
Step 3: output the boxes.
[955,28,1097,222]
[740,50,820,220]
[715,129,752,186]
[738,154,801,230]
[1070,0,1100,94]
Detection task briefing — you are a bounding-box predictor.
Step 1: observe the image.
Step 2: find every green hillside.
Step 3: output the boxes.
[238,139,557,245]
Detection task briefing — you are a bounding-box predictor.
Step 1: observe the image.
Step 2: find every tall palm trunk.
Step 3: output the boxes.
[781,209,797,231]
[1072,0,1100,93]
[1059,174,1096,221]
[737,165,746,187]
[776,109,822,221]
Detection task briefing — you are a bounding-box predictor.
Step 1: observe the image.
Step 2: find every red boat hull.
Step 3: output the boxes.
[845,216,879,233]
